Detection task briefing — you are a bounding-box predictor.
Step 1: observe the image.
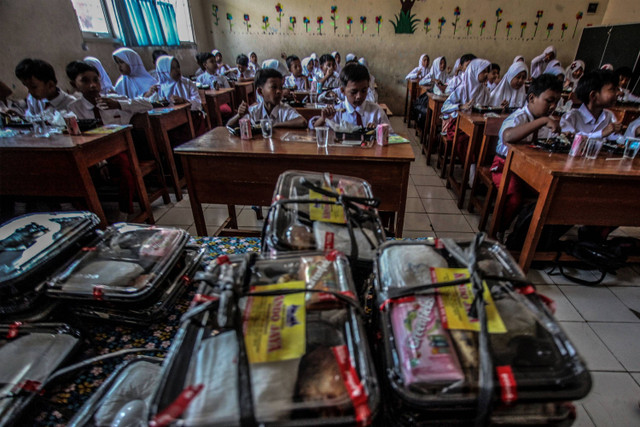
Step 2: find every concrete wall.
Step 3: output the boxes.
[602,0,640,25]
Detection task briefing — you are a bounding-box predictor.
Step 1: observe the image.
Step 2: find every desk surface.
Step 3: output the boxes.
[0,126,130,150]
[427,92,448,102]
[203,87,235,96]
[175,127,415,161]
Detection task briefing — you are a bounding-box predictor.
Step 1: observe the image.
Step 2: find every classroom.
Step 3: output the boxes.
[1,0,640,425]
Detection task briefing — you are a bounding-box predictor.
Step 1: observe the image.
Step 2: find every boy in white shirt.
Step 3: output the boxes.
[313,63,392,131]
[614,67,640,103]
[284,55,309,90]
[227,54,255,82]
[15,58,76,115]
[227,68,307,128]
[196,52,230,90]
[317,54,340,91]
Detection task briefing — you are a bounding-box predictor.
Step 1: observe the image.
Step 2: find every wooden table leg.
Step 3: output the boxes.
[227,204,238,229]
[488,150,513,238]
[182,156,207,236]
[421,105,431,155]
[73,152,108,228]
[457,123,483,209]
[446,117,462,189]
[124,130,154,224]
[159,126,183,201]
[519,175,557,272]
[394,163,410,238]
[426,101,439,166]
[404,82,410,123]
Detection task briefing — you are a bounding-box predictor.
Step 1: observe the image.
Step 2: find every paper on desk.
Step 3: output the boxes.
[84,124,129,135]
[326,118,362,133]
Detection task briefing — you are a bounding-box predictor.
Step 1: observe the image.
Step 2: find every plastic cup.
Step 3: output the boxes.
[260,119,273,138]
[583,138,603,159]
[623,138,640,160]
[316,126,329,148]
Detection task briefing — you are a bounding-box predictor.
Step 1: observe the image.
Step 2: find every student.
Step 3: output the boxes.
[405,54,430,81]
[15,58,76,115]
[212,49,230,75]
[261,59,289,76]
[487,63,501,91]
[345,53,357,63]
[564,60,585,91]
[445,53,476,93]
[229,54,255,82]
[513,55,526,64]
[313,63,392,131]
[149,49,168,79]
[284,55,309,90]
[625,116,640,137]
[83,56,114,94]
[248,51,259,71]
[332,51,342,73]
[492,74,562,230]
[419,56,449,92]
[301,56,315,78]
[530,45,556,78]
[318,54,340,90]
[615,67,640,103]
[112,48,158,99]
[66,60,152,220]
[489,61,528,109]
[0,80,25,116]
[227,68,306,128]
[196,52,231,89]
[156,56,202,112]
[544,60,564,77]
[560,70,623,141]
[601,64,614,71]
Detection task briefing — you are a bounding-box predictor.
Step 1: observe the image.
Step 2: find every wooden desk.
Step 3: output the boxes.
[0,127,153,227]
[447,111,490,208]
[379,103,393,117]
[130,113,171,205]
[148,104,195,201]
[610,104,640,127]
[488,144,640,272]
[294,104,323,121]
[175,127,415,237]
[235,81,256,106]
[423,93,447,165]
[203,88,236,128]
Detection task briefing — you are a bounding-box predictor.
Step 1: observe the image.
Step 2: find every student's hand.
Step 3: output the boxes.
[500,100,509,109]
[170,95,188,105]
[446,67,452,74]
[321,105,336,119]
[545,116,561,134]
[96,97,121,110]
[461,100,474,111]
[366,122,376,130]
[280,51,287,59]
[144,85,159,98]
[237,101,248,116]
[602,122,623,137]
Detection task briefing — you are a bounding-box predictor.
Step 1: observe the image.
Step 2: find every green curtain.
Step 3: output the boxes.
[112,0,179,46]
[157,2,180,46]
[138,0,166,46]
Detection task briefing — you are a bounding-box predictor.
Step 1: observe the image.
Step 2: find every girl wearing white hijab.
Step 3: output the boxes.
[405,54,430,80]
[601,63,614,71]
[345,53,357,63]
[419,56,450,90]
[156,56,202,111]
[112,48,157,98]
[513,55,525,64]
[301,57,314,77]
[211,49,231,75]
[332,51,342,72]
[564,60,585,90]
[261,59,289,76]
[442,58,492,116]
[489,61,528,108]
[543,60,565,83]
[530,46,556,78]
[248,51,259,71]
[84,56,114,95]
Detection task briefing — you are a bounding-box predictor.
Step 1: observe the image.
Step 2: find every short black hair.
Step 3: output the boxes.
[286,55,300,70]
[527,74,563,98]
[319,54,336,66]
[460,53,477,65]
[614,66,633,79]
[196,52,213,68]
[339,63,370,87]
[344,59,358,66]
[236,54,249,67]
[66,60,99,81]
[153,49,169,64]
[574,70,618,104]
[254,68,283,88]
[15,58,57,84]
[490,63,501,72]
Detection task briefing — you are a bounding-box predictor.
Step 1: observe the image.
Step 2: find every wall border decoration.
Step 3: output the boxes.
[520,21,527,38]
[437,16,446,37]
[243,14,251,31]
[376,16,383,34]
[289,16,296,32]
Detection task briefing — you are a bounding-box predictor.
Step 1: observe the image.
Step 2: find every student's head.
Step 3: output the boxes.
[212,49,223,63]
[255,68,283,105]
[303,57,315,73]
[333,52,341,64]
[615,66,633,88]
[199,52,217,74]
[66,60,101,101]
[152,49,169,65]
[569,61,585,80]
[420,54,430,69]
[339,63,370,107]
[236,54,249,73]
[466,59,491,84]
[574,70,619,108]
[510,69,527,90]
[195,52,208,71]
[543,46,556,62]
[286,55,302,76]
[15,58,58,100]
[488,63,501,83]
[169,58,181,81]
[526,74,562,117]
[459,53,476,72]
[249,52,258,64]
[320,54,336,74]
[439,57,447,71]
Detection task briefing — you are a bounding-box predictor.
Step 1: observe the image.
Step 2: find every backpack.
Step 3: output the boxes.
[505,203,572,252]
[411,93,429,129]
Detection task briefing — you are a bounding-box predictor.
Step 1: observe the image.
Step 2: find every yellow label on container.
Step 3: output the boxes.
[308,188,346,224]
[243,281,307,363]
[432,268,506,334]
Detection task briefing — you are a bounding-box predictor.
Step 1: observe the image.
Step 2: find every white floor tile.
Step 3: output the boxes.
[526,269,554,285]
[632,373,640,387]
[573,404,596,427]
[558,322,624,371]
[590,323,640,371]
[559,286,640,322]
[416,185,452,199]
[411,174,442,186]
[463,214,481,232]
[407,185,418,198]
[421,198,461,214]
[402,212,431,232]
[535,285,583,321]
[401,231,437,239]
[435,231,477,241]
[429,214,473,232]
[155,207,194,226]
[545,267,601,286]
[236,208,264,228]
[578,372,640,427]
[405,198,426,213]
[599,267,640,287]
[203,207,230,226]
[610,286,640,315]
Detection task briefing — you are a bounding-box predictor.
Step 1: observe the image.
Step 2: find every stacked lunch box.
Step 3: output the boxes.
[262,170,386,291]
[150,251,380,426]
[45,223,205,325]
[372,235,591,425]
[0,212,100,322]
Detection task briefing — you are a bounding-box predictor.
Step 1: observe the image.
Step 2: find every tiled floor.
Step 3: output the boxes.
[152,115,640,426]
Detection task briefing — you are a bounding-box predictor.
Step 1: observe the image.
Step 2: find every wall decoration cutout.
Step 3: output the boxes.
[317,16,323,34]
[561,23,568,38]
[465,19,472,36]
[275,3,283,27]
[331,6,338,33]
[520,21,527,37]
[546,22,554,39]
[424,17,431,34]
[494,8,503,36]
[360,16,367,33]
[573,12,583,38]
[262,16,270,31]
[533,10,543,37]
[303,16,310,32]
[390,0,420,34]
[289,16,296,32]
[212,4,219,26]
[437,16,446,37]
[376,16,382,34]
[452,7,461,35]
[226,13,233,31]
[347,16,353,33]
[243,14,250,31]
[506,21,512,37]
[479,20,486,36]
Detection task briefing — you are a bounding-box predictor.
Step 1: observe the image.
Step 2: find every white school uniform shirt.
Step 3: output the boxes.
[530,46,556,79]
[419,57,450,86]
[620,88,640,103]
[228,68,255,81]
[318,88,377,104]
[320,72,340,90]
[284,75,309,90]
[494,105,551,158]
[314,99,393,132]
[625,117,640,138]
[26,90,76,115]
[67,95,152,125]
[487,81,498,91]
[488,62,528,108]
[406,54,430,81]
[245,102,302,125]
[197,71,231,89]
[559,104,619,141]
[441,59,492,117]
[156,56,202,111]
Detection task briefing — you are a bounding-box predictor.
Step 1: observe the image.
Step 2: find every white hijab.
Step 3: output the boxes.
[513,55,525,64]
[457,58,491,105]
[544,60,564,76]
[345,53,356,62]
[112,48,157,98]
[301,57,313,76]
[156,55,190,100]
[408,54,430,79]
[84,56,113,94]
[428,57,450,83]
[452,58,461,75]
[565,60,585,84]
[489,61,528,108]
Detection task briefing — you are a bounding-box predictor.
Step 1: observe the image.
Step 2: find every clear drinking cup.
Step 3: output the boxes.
[316,126,329,148]
[584,138,603,159]
[623,138,640,160]
[260,119,273,138]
